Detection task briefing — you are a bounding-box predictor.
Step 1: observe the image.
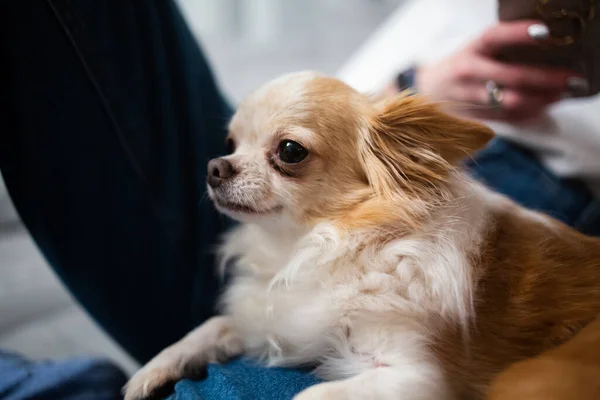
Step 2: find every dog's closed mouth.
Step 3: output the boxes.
[215,198,282,215]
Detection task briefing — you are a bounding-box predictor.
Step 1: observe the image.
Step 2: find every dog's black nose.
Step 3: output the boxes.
[207,158,235,188]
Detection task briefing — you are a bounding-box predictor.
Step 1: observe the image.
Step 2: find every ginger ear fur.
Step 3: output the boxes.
[360,93,494,199]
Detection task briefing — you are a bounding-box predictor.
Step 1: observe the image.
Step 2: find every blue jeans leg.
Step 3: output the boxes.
[0,351,127,400]
[167,359,320,400]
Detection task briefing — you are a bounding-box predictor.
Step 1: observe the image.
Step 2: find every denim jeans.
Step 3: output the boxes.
[1,1,599,399]
[0,351,127,400]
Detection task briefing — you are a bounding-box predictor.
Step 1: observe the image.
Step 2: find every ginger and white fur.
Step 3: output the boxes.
[125,72,600,400]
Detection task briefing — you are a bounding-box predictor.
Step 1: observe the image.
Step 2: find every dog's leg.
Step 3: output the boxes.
[293,362,452,400]
[123,316,243,400]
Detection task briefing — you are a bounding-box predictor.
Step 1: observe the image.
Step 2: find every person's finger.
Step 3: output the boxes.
[464,57,578,92]
[470,108,546,123]
[453,83,559,117]
[495,90,559,115]
[471,20,550,56]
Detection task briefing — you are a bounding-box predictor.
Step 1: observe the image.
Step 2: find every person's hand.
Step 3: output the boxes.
[412,21,588,122]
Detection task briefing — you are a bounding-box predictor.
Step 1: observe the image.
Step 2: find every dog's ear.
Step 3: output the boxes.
[360,93,494,198]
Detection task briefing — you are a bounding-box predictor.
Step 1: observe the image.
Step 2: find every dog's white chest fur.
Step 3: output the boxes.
[219,204,486,376]
[224,272,336,366]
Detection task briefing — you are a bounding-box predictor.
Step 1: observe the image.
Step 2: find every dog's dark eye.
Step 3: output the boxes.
[277,140,308,164]
[226,138,235,154]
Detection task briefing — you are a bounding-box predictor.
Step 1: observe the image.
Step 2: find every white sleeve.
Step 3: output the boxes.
[337,0,496,94]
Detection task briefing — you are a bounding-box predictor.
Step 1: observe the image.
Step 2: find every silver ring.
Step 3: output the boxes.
[485,80,504,108]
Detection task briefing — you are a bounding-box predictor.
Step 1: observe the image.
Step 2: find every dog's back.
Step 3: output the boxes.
[436,193,600,398]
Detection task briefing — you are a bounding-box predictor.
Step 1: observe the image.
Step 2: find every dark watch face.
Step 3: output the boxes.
[395,67,416,91]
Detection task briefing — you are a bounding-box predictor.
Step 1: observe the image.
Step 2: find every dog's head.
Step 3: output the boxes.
[207,72,493,229]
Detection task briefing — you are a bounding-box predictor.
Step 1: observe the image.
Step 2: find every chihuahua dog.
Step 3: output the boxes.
[124,72,600,400]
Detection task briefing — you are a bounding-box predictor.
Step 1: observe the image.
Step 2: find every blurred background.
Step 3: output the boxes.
[0,0,404,375]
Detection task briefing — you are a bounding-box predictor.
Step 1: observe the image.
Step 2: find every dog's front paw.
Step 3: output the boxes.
[123,362,180,400]
[294,382,350,400]
[123,317,244,400]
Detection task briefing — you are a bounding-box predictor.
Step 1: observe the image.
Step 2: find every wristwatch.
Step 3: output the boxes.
[394,67,418,93]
